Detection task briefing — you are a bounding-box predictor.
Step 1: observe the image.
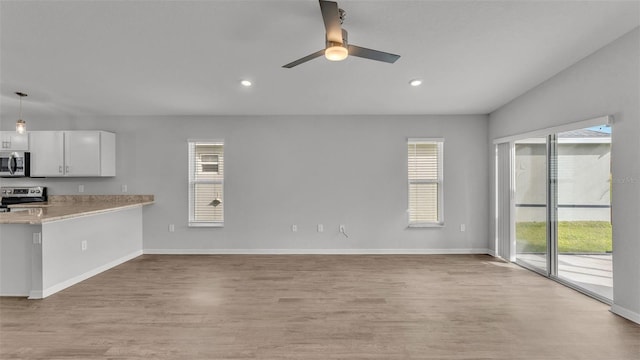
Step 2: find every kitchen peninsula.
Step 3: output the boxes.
[0,195,153,298]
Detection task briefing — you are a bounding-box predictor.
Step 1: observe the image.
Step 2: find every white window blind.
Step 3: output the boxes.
[408,139,443,226]
[189,141,224,227]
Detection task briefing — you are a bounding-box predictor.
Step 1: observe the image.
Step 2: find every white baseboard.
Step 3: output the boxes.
[31,250,143,299]
[610,304,640,325]
[28,290,43,299]
[144,248,493,255]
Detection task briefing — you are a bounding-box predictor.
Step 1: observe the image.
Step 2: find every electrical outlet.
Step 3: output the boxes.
[32,232,42,245]
[78,184,85,193]
[317,224,324,232]
[460,224,466,232]
[81,240,87,251]
[121,184,128,193]
[168,224,175,232]
[292,224,298,232]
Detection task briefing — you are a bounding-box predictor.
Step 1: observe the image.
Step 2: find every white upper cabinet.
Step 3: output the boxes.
[29,131,64,176]
[65,131,102,176]
[0,132,29,151]
[29,131,116,177]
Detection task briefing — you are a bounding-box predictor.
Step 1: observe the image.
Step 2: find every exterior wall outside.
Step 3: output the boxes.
[515,142,611,222]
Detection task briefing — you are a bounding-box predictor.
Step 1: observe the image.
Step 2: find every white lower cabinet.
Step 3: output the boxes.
[29,131,115,177]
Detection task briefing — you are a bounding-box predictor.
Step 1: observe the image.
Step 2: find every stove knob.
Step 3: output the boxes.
[35,190,41,194]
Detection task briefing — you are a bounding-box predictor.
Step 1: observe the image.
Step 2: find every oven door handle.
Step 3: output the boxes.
[8,153,16,175]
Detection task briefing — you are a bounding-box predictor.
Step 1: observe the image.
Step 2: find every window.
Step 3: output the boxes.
[408,138,443,226]
[200,154,219,173]
[189,140,224,227]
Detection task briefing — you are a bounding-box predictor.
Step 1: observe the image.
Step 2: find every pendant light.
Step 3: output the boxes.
[15,92,28,134]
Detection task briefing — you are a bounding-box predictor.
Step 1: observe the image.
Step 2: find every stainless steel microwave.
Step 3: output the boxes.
[0,151,30,177]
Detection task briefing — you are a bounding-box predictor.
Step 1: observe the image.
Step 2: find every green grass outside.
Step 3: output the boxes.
[516,221,612,253]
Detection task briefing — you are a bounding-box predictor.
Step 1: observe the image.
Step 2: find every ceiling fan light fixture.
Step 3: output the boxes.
[325,44,348,61]
[282,1,399,68]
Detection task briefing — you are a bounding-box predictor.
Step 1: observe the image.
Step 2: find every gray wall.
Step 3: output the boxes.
[1,114,490,253]
[489,28,640,321]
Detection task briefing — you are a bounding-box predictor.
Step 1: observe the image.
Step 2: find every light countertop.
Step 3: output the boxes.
[0,195,154,224]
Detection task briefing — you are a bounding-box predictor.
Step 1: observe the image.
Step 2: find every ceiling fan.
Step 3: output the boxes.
[282,0,400,68]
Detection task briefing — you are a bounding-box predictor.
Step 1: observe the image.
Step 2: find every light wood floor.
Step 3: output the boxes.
[1,254,639,359]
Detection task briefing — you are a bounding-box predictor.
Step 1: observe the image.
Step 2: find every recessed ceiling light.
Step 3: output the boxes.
[241,80,252,87]
[409,79,423,87]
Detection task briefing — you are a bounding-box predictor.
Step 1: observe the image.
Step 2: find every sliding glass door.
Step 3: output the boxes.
[555,126,612,300]
[514,137,548,274]
[510,124,613,302]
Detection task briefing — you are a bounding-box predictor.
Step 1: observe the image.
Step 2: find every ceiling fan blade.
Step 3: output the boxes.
[347,45,401,64]
[319,0,343,43]
[282,49,326,68]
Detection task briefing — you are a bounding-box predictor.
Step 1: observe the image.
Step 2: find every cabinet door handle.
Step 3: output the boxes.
[59,165,63,173]
[66,165,70,174]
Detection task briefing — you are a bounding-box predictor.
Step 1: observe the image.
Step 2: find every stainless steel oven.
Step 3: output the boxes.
[0,186,47,212]
[0,151,30,177]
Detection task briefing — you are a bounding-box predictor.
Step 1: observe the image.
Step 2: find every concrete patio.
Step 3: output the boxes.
[516,253,613,300]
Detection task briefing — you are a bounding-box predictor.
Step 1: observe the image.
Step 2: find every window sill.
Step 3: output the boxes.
[408,223,444,228]
[189,222,224,228]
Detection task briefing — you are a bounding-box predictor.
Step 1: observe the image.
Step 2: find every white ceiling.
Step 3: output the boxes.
[0,0,638,118]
